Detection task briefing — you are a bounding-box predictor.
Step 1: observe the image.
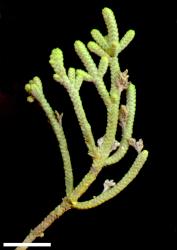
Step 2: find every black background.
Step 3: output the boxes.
[0,0,176,249]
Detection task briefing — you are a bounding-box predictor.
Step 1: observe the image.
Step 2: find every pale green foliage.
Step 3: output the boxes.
[22,7,148,245]
[102,7,119,44]
[25,76,73,196]
[74,150,148,209]
[119,29,135,52]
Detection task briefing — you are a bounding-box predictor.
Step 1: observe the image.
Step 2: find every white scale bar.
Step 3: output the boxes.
[3,243,51,247]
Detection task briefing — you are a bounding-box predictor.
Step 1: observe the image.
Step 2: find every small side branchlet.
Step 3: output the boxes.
[116,69,130,93]
[129,138,144,153]
[15,7,149,249]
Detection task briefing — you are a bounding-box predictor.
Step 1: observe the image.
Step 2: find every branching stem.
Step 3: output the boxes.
[16,7,149,250]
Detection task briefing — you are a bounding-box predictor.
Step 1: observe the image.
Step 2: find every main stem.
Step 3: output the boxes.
[15,197,72,250]
[15,158,104,250]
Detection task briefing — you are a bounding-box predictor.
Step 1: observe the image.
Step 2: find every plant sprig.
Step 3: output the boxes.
[17,7,149,249]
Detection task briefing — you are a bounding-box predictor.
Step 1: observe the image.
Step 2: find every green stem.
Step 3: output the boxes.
[67,86,97,157]
[105,83,136,166]
[109,56,120,96]
[100,56,120,156]
[39,97,73,195]
[101,92,120,156]
[69,158,105,202]
[73,150,149,209]
[94,78,111,107]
